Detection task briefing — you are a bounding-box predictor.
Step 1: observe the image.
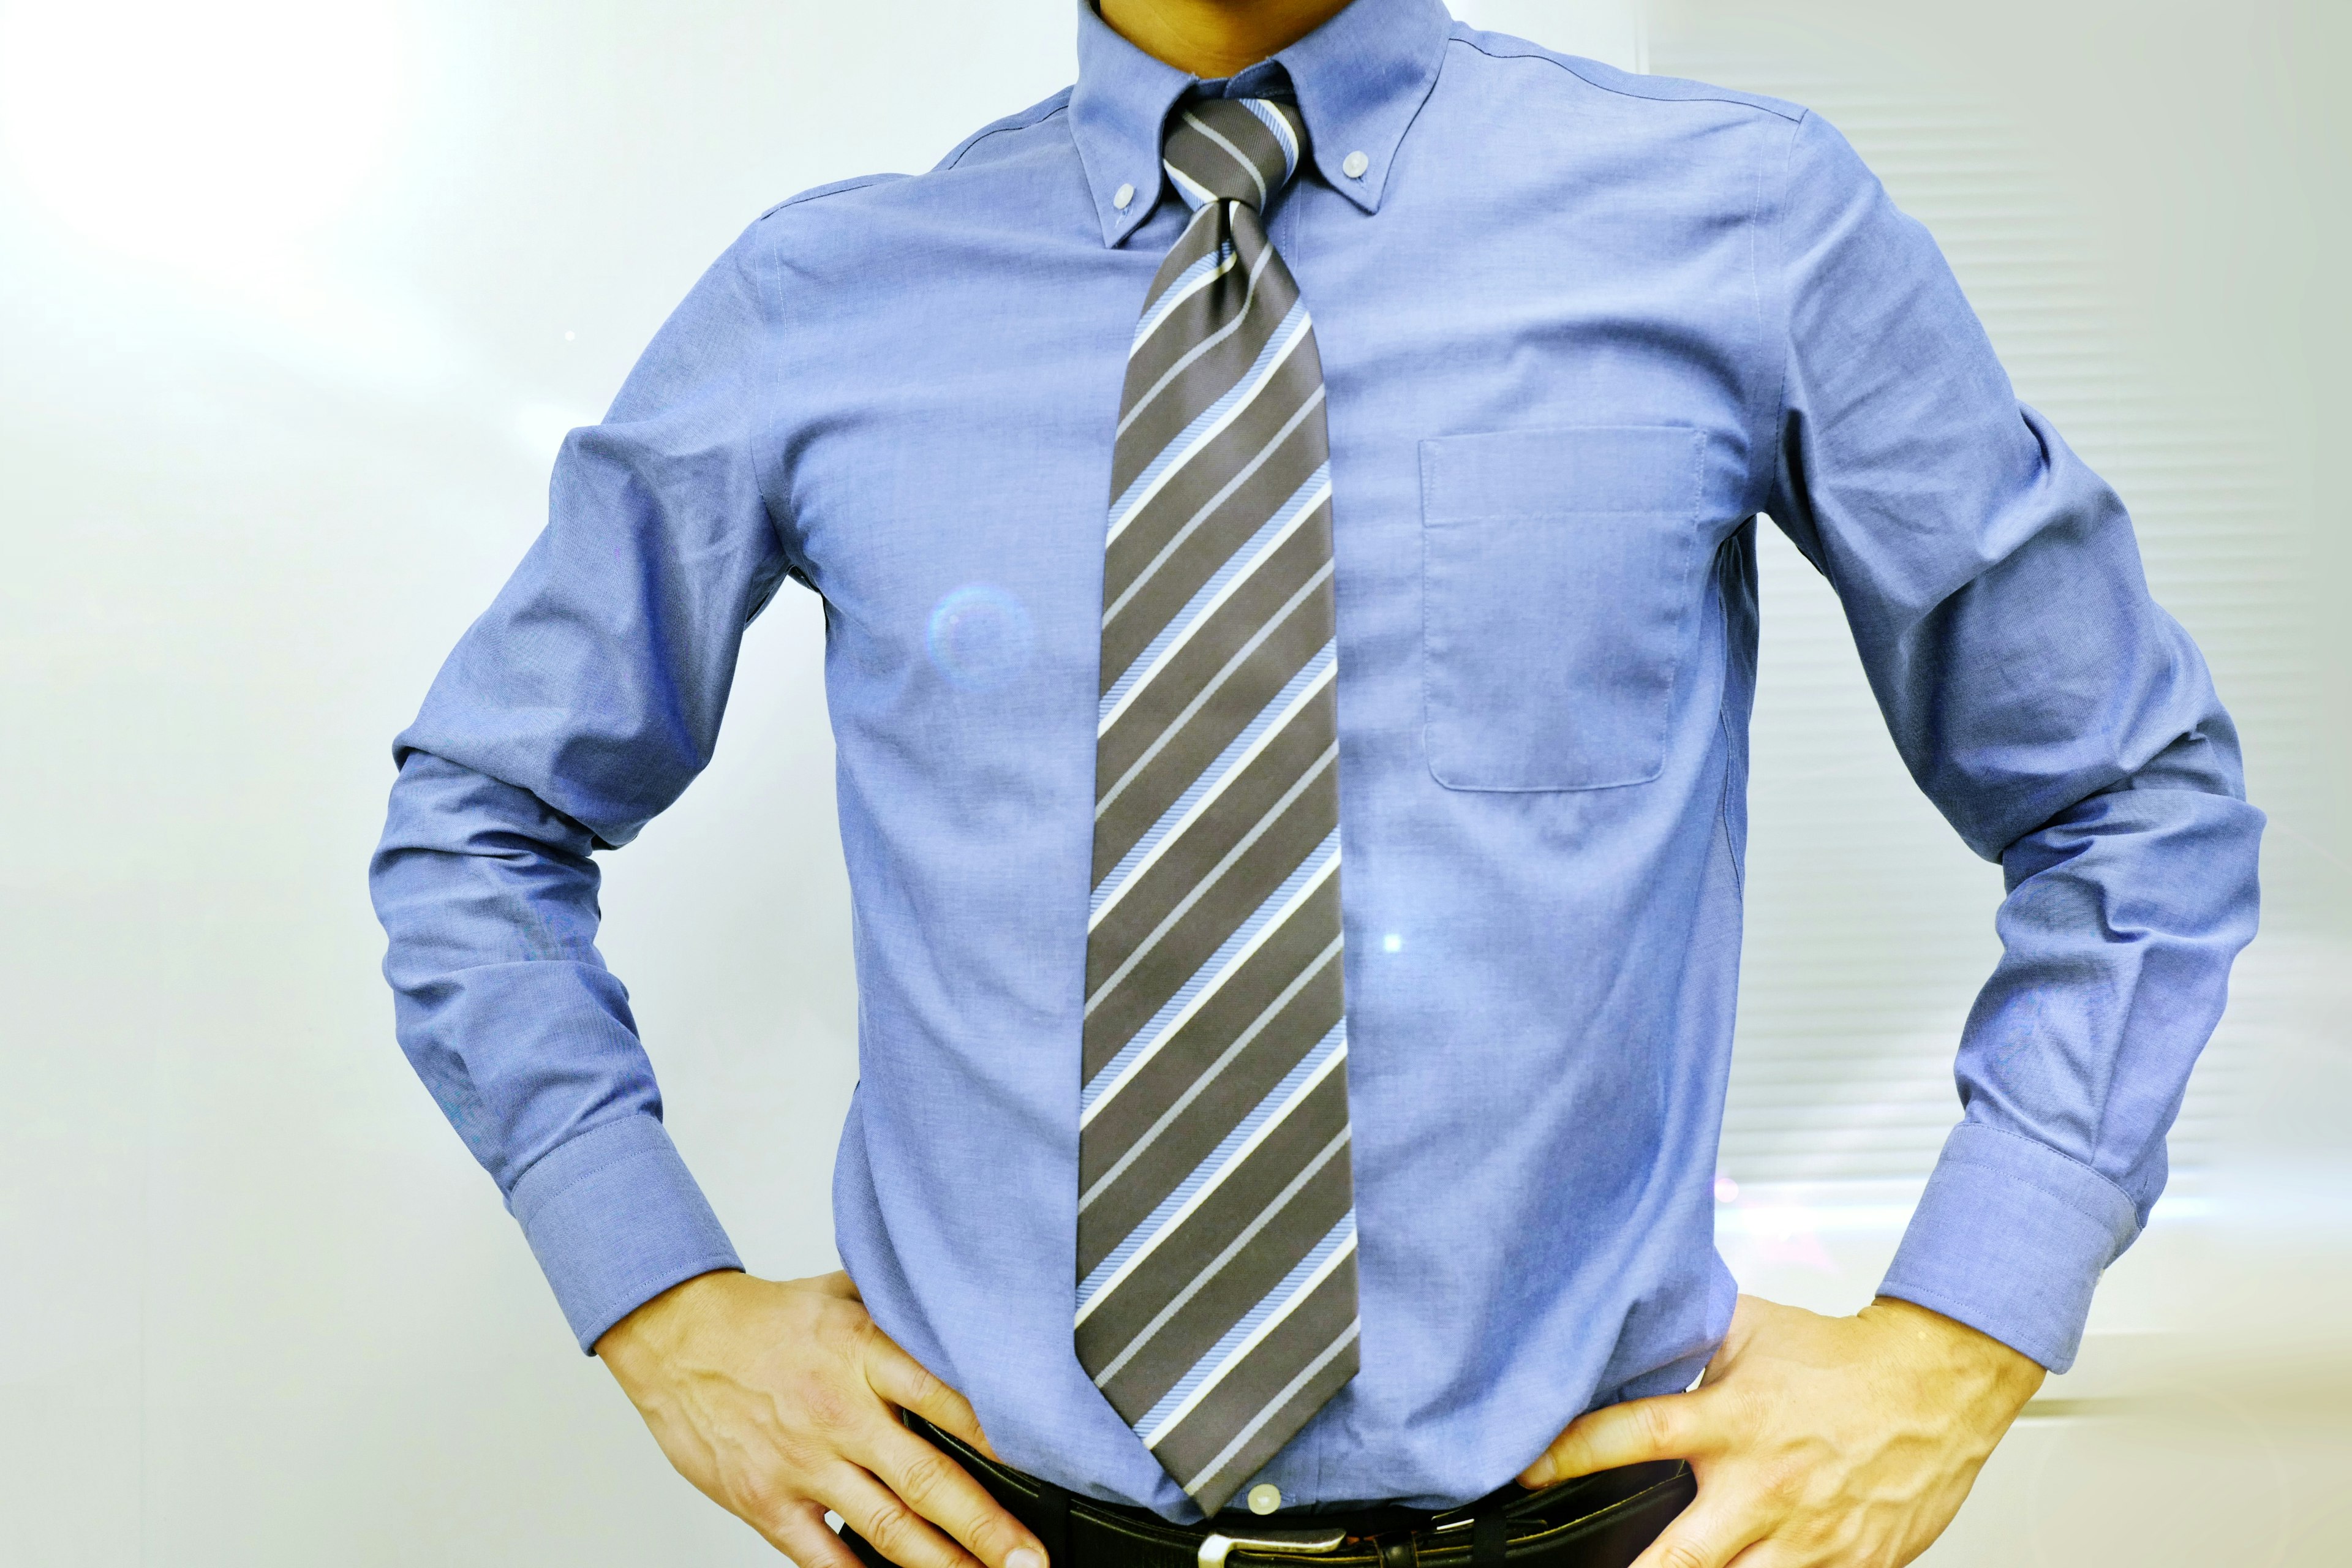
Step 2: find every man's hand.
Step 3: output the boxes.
[595,1269,1048,1568]
[1517,1294,2046,1568]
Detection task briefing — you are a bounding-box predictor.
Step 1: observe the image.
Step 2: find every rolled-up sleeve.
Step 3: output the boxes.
[1761,111,2264,1371]
[369,222,792,1351]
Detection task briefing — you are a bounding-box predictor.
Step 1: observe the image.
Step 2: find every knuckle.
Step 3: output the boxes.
[1638,1401,1683,1453]
[734,1474,788,1526]
[863,1499,921,1558]
[966,1509,1028,1561]
[1652,1536,1713,1568]
[849,1313,894,1366]
[1791,1509,1844,1551]
[801,1378,862,1436]
[763,1495,824,1539]
[894,1447,954,1506]
[775,1430,829,1475]
[1756,1456,1809,1506]
[902,1357,946,1408]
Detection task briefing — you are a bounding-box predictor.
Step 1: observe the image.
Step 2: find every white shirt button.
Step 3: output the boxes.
[1341,150,1369,179]
[1113,182,1136,209]
[1247,1483,1283,1515]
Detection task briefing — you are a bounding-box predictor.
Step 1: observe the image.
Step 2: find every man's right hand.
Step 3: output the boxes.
[595,1269,1049,1568]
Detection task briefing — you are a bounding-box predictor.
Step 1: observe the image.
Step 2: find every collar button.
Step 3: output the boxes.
[1341,150,1369,179]
[1113,181,1136,210]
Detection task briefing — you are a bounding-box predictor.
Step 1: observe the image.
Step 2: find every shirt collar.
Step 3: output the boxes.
[1069,0,1455,247]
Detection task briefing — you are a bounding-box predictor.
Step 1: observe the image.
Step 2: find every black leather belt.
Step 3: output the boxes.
[842,1415,1694,1568]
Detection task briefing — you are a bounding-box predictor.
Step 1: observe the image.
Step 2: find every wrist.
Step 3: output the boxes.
[594,1267,742,1371]
[1866,1295,2045,1414]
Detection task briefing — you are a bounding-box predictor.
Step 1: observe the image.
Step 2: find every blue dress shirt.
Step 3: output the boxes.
[369,0,2264,1521]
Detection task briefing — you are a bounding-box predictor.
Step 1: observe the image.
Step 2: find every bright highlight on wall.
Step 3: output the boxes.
[0,0,405,281]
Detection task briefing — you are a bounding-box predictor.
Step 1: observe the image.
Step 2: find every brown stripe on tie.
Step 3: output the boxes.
[1096,1156,1355,1425]
[1077,1065,1352,1375]
[1134,209,1232,321]
[1123,233,1281,416]
[1080,870,1343,1088]
[1109,226,1306,500]
[1097,483,1332,747]
[1090,695,1336,960]
[1082,769,1336,1061]
[1147,1256,1361,1499]
[1079,957,1344,1262]
[1099,407,1330,685]
[1093,551,1334,814]
[1105,314,1324,593]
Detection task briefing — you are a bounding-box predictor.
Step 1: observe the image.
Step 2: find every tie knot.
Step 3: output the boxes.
[1161,97,1309,213]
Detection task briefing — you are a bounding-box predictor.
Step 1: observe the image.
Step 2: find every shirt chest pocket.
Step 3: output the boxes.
[1420,425,1708,792]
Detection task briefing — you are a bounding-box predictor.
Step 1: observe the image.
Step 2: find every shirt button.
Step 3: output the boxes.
[1247,1483,1283,1515]
[1114,182,1136,209]
[1341,150,1369,179]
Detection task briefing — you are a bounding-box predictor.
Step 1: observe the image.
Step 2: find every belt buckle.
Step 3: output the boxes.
[1194,1525,1348,1566]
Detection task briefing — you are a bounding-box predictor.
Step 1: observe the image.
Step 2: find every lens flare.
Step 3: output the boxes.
[925,584,1036,690]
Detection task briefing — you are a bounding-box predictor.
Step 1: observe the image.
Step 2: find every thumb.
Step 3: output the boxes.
[1517,1391,1713,1488]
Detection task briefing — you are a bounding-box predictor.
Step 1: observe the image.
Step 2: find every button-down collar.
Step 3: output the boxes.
[1069,0,1454,246]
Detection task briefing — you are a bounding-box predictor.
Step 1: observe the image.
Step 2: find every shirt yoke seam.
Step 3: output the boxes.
[758,175,903,221]
[1445,32,1806,123]
[943,100,1074,171]
[754,96,1074,218]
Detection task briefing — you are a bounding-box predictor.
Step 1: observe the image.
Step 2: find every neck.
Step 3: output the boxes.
[1096,0,1356,79]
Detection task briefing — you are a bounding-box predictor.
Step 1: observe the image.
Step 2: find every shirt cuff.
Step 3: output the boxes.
[505,1115,744,1353]
[1875,1122,2141,1373]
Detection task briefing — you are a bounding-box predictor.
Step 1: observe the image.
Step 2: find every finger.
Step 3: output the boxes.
[860,1331,1001,1463]
[1518,1392,1717,1487]
[859,1417,1046,1568]
[826,1462,985,1568]
[763,1496,867,1568]
[1625,1492,1766,1568]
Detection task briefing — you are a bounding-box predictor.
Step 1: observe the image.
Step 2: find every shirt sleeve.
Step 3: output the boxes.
[368,221,794,1352]
[1760,111,2265,1371]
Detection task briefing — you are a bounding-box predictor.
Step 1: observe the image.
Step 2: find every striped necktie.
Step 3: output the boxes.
[1077,95,1359,1518]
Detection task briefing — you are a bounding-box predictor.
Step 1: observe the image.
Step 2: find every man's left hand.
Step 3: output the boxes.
[1517,1294,2046,1567]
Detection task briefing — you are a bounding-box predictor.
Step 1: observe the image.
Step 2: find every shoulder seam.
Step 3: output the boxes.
[943,97,1073,171]
[1445,32,1807,123]
[751,91,1076,222]
[758,175,902,221]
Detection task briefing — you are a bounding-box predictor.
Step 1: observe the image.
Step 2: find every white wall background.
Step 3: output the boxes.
[0,1,2342,1563]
